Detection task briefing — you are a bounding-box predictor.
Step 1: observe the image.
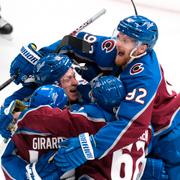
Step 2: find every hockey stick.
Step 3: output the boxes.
[55,8,106,53]
[0,74,17,91]
[70,8,106,36]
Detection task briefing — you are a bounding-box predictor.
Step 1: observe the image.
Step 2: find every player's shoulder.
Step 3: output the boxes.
[119,52,161,98]
[124,51,161,79]
[17,105,55,122]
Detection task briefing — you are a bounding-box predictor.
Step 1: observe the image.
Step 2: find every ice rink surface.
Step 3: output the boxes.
[0,0,180,179]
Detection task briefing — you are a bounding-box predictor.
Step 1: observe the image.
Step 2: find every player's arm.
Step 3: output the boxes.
[3,86,37,107]
[38,39,62,56]
[1,139,62,180]
[75,32,117,71]
[73,32,118,81]
[0,86,36,139]
[89,78,156,157]
[53,61,161,172]
[38,32,118,81]
[0,94,32,140]
[84,55,163,158]
[1,139,27,180]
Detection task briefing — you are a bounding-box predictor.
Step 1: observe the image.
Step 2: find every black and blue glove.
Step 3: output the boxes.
[54,133,97,172]
[26,150,63,180]
[10,43,42,85]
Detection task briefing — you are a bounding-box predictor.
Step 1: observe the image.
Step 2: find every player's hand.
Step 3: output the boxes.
[0,100,27,140]
[10,43,42,85]
[26,150,63,180]
[54,133,97,172]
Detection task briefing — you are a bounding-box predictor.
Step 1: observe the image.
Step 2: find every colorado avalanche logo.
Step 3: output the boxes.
[101,39,116,53]
[130,63,144,75]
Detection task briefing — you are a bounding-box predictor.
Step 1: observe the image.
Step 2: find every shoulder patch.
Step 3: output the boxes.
[130,63,144,75]
[101,39,116,53]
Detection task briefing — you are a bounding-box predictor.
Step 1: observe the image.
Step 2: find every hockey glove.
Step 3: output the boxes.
[0,101,16,139]
[10,43,42,85]
[26,150,63,180]
[141,158,168,180]
[54,133,97,172]
[0,100,27,139]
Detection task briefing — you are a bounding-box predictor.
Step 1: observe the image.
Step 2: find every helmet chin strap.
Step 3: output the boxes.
[128,42,147,64]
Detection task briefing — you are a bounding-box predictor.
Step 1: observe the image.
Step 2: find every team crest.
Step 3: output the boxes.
[101,39,116,53]
[130,63,144,75]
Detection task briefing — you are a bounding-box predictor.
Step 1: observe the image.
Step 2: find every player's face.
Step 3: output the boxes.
[59,68,79,103]
[115,32,138,67]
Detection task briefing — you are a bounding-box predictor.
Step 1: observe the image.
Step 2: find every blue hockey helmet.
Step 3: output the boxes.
[33,54,72,85]
[91,75,126,111]
[29,84,68,109]
[117,15,158,50]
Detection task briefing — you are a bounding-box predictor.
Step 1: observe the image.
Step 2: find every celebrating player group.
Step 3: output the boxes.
[0,2,180,180]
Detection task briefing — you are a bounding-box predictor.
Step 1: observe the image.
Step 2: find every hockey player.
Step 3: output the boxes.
[0,52,79,139]
[51,15,180,180]
[1,84,68,179]
[33,53,79,104]
[0,5,13,34]
[1,75,126,179]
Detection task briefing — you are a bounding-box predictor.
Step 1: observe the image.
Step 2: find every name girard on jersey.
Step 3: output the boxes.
[32,136,65,150]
